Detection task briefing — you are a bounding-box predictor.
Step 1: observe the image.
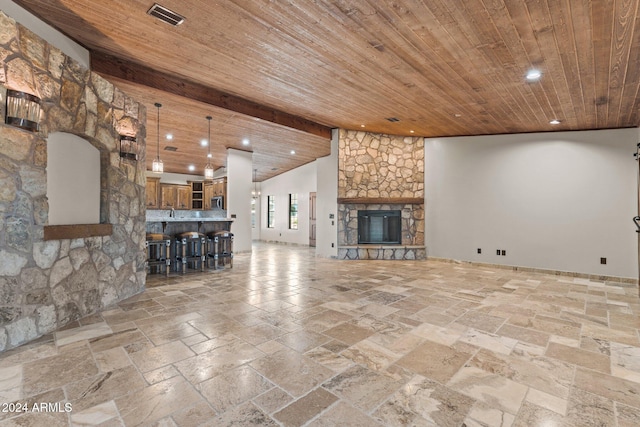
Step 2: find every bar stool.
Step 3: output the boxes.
[207,231,233,269]
[146,233,171,276]
[175,231,206,273]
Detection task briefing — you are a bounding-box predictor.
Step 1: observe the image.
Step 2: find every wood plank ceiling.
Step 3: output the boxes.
[9,0,640,180]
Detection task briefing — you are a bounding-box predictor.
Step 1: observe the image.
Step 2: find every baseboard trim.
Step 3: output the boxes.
[427,257,638,286]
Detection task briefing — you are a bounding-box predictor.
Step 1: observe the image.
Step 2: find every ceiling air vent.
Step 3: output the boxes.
[164,146,178,151]
[386,117,400,122]
[147,3,185,26]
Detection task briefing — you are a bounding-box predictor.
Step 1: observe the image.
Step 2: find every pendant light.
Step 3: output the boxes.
[252,168,261,199]
[151,102,163,173]
[204,115,214,180]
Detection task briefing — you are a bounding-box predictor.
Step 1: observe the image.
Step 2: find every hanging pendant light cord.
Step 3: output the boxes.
[155,102,162,160]
[207,116,212,160]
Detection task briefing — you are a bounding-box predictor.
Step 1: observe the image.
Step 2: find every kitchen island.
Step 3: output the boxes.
[146,209,233,236]
[146,217,233,236]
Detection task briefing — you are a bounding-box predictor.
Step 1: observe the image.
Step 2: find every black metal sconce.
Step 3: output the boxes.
[119,135,139,161]
[5,89,42,132]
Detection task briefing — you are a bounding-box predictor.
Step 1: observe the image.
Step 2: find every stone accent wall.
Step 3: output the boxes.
[337,129,426,260]
[338,129,424,198]
[0,12,147,351]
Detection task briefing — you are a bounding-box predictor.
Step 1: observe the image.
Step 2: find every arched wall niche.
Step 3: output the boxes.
[0,10,148,352]
[47,132,101,225]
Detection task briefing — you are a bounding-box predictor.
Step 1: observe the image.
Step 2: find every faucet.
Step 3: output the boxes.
[170,207,175,218]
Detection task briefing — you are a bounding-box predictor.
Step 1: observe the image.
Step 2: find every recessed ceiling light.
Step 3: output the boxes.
[290,150,296,155]
[549,119,561,125]
[207,153,212,158]
[454,113,462,118]
[242,138,250,146]
[200,139,208,147]
[409,130,414,134]
[188,165,195,172]
[526,69,542,81]
[360,124,365,128]
[166,133,173,140]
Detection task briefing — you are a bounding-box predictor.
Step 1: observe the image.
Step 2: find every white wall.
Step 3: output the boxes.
[1,1,89,67]
[260,161,317,245]
[227,149,252,252]
[47,132,100,225]
[316,129,339,257]
[425,128,638,279]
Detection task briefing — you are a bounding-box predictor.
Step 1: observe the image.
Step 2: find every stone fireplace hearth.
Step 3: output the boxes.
[337,129,425,260]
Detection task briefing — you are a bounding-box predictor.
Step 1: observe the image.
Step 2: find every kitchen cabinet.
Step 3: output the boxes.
[160,184,191,209]
[204,183,214,210]
[176,185,191,209]
[212,178,226,196]
[191,181,204,210]
[146,177,160,209]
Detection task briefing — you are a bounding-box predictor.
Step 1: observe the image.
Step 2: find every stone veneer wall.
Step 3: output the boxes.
[0,12,147,351]
[338,129,424,199]
[337,129,425,259]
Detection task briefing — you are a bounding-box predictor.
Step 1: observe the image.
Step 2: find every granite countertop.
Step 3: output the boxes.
[147,218,234,222]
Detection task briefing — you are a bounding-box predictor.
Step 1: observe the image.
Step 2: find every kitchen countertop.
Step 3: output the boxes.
[146,218,234,222]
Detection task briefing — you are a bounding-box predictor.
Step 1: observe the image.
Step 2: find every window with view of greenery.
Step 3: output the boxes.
[289,193,298,230]
[267,195,275,228]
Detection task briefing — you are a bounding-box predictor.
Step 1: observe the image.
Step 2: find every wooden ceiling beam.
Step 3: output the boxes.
[90,50,332,139]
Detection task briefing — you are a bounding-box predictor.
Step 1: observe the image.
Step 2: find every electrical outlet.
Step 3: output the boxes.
[601,257,607,265]
[496,249,501,255]
[331,243,334,248]
[501,250,506,256]
[477,248,481,254]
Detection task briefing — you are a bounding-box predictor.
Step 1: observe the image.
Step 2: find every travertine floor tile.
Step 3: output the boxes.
[274,387,338,426]
[198,365,273,413]
[0,243,638,426]
[250,348,333,397]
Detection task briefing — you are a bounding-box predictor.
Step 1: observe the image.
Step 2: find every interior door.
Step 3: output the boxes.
[309,192,317,247]
[635,143,640,295]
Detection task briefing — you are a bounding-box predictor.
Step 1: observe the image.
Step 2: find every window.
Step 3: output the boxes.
[289,193,298,230]
[267,195,275,228]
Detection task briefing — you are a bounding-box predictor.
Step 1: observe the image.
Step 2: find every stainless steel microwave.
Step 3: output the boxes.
[211,196,224,209]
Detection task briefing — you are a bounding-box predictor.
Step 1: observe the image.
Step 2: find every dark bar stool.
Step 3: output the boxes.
[146,233,171,276]
[175,231,206,273]
[207,231,233,269]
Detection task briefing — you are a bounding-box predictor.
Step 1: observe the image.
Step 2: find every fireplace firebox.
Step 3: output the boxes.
[357,210,401,244]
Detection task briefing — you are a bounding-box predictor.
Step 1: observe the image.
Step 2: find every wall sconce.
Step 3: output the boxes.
[119,135,138,161]
[5,89,42,132]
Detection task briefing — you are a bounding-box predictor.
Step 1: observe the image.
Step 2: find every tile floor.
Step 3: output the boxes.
[1,243,640,426]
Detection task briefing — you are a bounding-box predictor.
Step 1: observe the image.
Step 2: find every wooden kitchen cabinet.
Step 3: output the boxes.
[176,185,191,209]
[191,181,204,210]
[160,185,177,209]
[204,183,214,210]
[160,184,191,209]
[146,177,160,209]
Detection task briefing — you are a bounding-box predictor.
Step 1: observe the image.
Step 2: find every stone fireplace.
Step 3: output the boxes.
[337,129,426,260]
